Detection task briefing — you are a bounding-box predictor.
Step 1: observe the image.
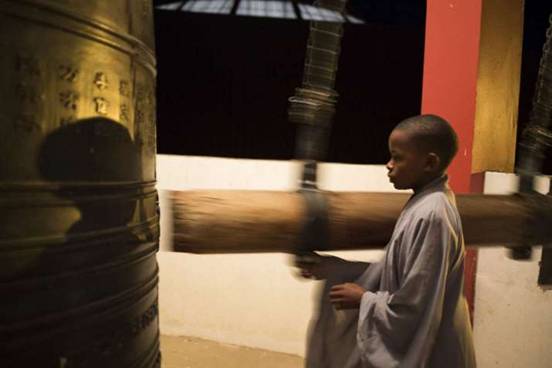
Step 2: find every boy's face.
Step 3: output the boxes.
[386,128,432,190]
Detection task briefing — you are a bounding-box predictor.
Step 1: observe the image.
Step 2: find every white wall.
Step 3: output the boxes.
[157,155,552,366]
[473,172,552,368]
[156,154,394,356]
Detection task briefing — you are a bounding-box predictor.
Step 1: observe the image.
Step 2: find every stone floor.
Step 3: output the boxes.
[161,335,304,368]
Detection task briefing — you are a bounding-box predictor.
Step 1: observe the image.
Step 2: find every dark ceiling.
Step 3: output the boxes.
[153,0,552,172]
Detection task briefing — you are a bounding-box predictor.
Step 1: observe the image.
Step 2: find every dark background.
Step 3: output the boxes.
[517,1,552,173]
[153,1,552,172]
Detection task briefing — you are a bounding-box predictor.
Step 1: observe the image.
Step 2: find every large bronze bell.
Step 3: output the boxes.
[0,1,160,366]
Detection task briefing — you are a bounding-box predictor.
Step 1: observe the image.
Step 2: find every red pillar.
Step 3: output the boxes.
[421,0,483,320]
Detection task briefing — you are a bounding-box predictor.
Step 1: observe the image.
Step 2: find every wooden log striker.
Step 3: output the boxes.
[170,190,552,254]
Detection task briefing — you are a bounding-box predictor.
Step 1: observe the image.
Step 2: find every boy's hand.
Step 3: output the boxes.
[329,283,366,309]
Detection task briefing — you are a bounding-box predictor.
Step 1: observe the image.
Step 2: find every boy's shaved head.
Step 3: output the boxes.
[395,114,458,170]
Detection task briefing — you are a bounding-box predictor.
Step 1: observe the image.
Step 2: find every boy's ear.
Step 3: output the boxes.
[425,152,441,172]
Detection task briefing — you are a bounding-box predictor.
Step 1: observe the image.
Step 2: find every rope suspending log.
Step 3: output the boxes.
[514,13,552,260]
[288,0,348,262]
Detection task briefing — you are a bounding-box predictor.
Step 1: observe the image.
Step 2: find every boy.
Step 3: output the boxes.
[300,114,476,367]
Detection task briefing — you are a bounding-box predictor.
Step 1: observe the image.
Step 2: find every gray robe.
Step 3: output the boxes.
[306,176,476,368]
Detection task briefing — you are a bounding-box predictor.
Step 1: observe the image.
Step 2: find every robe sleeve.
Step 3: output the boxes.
[357,210,457,367]
[306,260,382,368]
[327,257,371,284]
